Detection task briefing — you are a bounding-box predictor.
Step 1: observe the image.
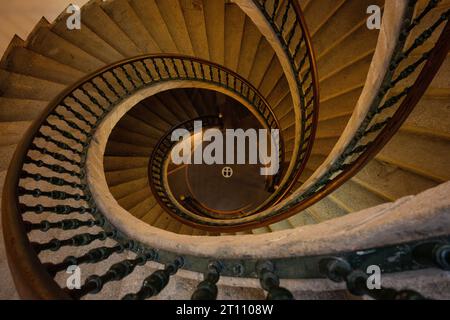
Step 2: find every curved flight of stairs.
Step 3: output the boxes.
[0,0,294,178]
[0,0,449,300]
[277,0,450,232]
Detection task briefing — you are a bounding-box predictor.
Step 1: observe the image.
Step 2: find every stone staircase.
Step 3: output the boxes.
[0,0,449,300]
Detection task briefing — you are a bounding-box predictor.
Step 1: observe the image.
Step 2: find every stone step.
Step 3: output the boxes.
[237,17,262,80]
[312,0,383,55]
[156,0,195,56]
[0,69,65,101]
[1,36,85,86]
[328,180,386,213]
[204,0,226,65]
[301,0,346,36]
[117,187,152,211]
[81,0,142,57]
[0,121,32,146]
[0,97,48,122]
[224,3,246,72]
[402,95,450,139]
[105,167,148,187]
[104,156,148,172]
[110,177,149,201]
[129,196,158,219]
[26,18,103,74]
[105,140,152,157]
[117,114,164,139]
[109,126,159,148]
[129,0,178,53]
[52,9,124,64]
[179,0,210,60]
[353,159,437,202]
[101,0,160,54]
[141,204,165,225]
[377,131,450,182]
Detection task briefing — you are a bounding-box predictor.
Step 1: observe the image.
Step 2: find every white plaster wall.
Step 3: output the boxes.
[0,0,89,55]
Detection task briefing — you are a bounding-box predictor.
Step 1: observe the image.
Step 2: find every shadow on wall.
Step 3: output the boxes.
[0,0,89,55]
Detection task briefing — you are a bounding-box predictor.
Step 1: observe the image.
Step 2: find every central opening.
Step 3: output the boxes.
[151,89,276,217]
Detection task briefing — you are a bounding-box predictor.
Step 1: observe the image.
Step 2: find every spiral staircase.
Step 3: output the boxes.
[0,0,449,300]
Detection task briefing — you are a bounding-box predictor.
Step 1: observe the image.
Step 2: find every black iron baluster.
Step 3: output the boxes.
[190,60,197,78]
[120,65,138,89]
[412,242,450,270]
[60,102,96,129]
[32,231,113,254]
[30,144,81,167]
[70,92,103,117]
[181,59,189,78]
[407,0,440,32]
[200,63,206,80]
[99,73,121,100]
[73,250,156,299]
[44,242,131,277]
[140,60,154,81]
[111,69,131,94]
[280,2,291,33]
[272,0,280,20]
[20,171,84,189]
[36,132,82,156]
[319,257,426,300]
[18,187,89,202]
[286,22,297,47]
[161,58,172,79]
[171,58,180,78]
[122,257,184,300]
[191,261,223,300]
[131,62,146,85]
[297,52,309,74]
[90,79,114,105]
[53,111,90,137]
[257,261,294,300]
[43,121,87,147]
[24,157,83,178]
[19,203,92,216]
[25,217,102,233]
[150,58,162,80]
